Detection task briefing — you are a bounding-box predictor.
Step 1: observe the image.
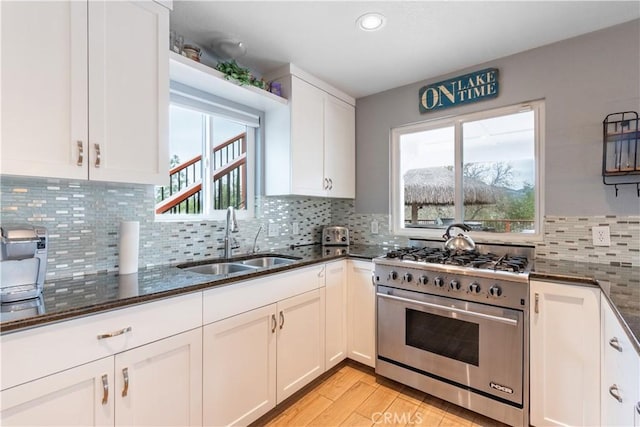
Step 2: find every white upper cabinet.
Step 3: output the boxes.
[0,1,168,185]
[265,66,355,198]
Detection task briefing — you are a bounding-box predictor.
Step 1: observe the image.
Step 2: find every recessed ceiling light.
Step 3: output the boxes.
[357,13,385,31]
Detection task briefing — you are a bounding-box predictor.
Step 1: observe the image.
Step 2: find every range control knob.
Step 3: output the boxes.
[449,280,461,291]
[389,271,398,281]
[489,285,503,297]
[403,273,413,283]
[434,277,444,288]
[418,275,429,285]
[468,282,481,293]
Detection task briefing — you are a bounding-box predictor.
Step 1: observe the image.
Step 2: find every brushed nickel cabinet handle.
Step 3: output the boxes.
[121,368,129,397]
[329,178,333,190]
[101,374,109,405]
[609,337,623,352]
[371,272,376,287]
[534,293,539,314]
[279,310,284,329]
[609,384,623,403]
[94,143,101,168]
[77,141,84,166]
[97,326,132,340]
[271,314,276,333]
[323,178,329,190]
[636,401,639,415]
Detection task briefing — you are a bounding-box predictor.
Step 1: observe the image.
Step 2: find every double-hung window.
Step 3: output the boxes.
[390,101,544,241]
[155,84,259,220]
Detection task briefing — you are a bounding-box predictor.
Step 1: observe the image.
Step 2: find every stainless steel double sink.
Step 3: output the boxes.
[178,255,301,279]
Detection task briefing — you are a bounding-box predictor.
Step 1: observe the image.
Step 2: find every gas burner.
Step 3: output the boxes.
[384,246,529,275]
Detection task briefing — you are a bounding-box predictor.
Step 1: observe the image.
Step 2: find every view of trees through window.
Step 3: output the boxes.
[400,108,537,234]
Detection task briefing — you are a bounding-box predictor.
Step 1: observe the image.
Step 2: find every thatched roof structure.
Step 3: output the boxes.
[403,167,500,205]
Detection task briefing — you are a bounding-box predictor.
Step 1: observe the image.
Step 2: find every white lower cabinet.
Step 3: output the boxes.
[202,270,325,427]
[530,279,601,427]
[0,292,203,427]
[0,357,114,426]
[601,298,640,426]
[203,304,277,427]
[0,328,202,427]
[324,260,348,370]
[347,260,376,368]
[114,328,203,427]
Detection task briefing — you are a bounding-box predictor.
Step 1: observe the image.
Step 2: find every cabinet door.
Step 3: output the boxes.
[88,0,168,185]
[203,304,277,427]
[290,76,325,196]
[0,0,88,179]
[276,288,325,403]
[530,280,601,427]
[347,260,376,368]
[323,95,355,198]
[1,357,113,426]
[114,328,202,427]
[601,299,640,426]
[325,261,347,370]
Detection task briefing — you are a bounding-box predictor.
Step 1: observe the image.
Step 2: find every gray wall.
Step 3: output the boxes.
[355,19,640,215]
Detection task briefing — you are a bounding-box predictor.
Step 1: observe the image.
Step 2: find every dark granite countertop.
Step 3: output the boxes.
[531,258,640,353]
[0,244,389,334]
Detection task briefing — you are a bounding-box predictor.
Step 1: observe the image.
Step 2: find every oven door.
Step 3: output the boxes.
[377,285,523,405]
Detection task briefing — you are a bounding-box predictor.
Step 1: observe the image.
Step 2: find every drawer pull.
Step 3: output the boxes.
[609,337,623,352]
[77,141,84,166]
[97,326,132,340]
[271,314,276,333]
[609,384,623,403]
[279,310,284,329]
[101,374,109,405]
[121,368,129,397]
[534,293,539,314]
[94,143,101,168]
[636,401,640,415]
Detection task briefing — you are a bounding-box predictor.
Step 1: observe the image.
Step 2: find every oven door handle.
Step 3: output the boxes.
[377,293,519,326]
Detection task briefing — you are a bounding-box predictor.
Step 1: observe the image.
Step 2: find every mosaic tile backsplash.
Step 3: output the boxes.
[1,175,639,280]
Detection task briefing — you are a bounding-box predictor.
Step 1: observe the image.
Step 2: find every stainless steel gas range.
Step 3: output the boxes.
[373,240,533,427]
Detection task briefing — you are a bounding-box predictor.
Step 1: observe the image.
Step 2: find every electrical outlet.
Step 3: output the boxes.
[371,220,379,234]
[592,226,611,247]
[292,222,299,235]
[268,223,280,237]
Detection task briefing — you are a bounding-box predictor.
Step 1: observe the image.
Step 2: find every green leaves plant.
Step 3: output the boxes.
[215,60,267,90]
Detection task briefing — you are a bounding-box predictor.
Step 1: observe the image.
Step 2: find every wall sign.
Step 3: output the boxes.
[419,68,499,113]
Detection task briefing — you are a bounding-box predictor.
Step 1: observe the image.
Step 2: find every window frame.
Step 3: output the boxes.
[155,85,261,222]
[390,100,545,243]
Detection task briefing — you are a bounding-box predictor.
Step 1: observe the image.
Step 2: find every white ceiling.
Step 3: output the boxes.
[170,1,640,99]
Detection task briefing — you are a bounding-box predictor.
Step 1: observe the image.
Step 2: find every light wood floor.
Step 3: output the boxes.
[258,361,510,427]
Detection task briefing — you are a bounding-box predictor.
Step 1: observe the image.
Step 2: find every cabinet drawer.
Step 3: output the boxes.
[203,264,325,324]
[1,291,202,390]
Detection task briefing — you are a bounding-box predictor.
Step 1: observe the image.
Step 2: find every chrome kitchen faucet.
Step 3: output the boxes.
[224,206,239,258]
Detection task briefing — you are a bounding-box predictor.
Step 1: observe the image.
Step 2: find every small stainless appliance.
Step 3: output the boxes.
[0,225,48,302]
[322,226,349,246]
[374,239,533,427]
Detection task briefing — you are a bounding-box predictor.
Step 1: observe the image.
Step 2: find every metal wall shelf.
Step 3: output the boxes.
[602,111,640,196]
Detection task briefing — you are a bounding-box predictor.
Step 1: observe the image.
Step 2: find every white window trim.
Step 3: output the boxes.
[390,100,545,243]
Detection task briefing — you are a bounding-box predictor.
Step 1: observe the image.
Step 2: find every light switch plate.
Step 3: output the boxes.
[592,226,611,247]
[268,223,279,237]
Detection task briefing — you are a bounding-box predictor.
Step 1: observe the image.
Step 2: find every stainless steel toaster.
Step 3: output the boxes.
[0,225,48,302]
[322,226,350,246]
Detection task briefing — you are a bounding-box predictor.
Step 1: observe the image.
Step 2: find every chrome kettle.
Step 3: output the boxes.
[442,223,476,253]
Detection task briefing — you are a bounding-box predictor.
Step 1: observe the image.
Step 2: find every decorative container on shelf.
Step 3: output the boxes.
[602,111,640,196]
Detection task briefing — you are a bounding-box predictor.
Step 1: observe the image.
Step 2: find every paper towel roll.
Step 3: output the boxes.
[119,221,139,275]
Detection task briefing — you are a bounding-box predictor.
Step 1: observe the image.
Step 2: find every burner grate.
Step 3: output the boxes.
[384,247,528,273]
